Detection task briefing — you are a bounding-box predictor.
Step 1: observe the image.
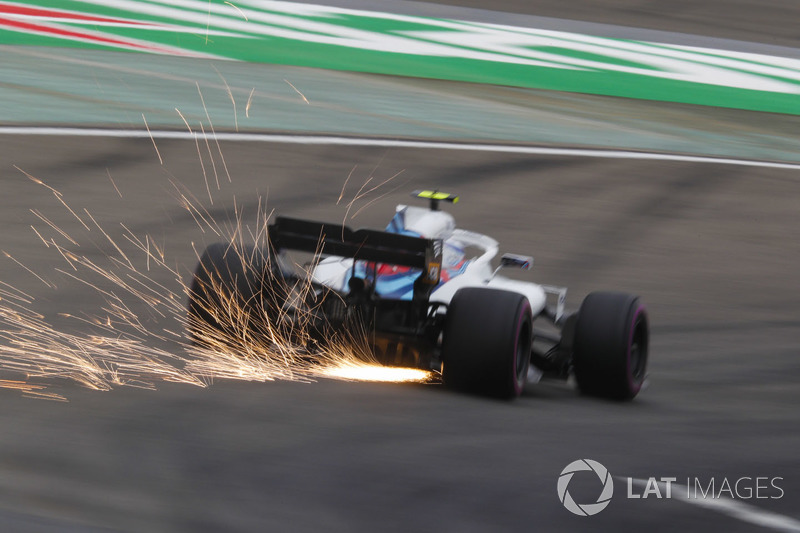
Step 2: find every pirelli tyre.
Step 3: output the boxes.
[572,291,649,400]
[187,243,281,347]
[442,288,533,398]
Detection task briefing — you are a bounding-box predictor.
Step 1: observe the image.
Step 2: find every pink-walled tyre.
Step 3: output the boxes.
[187,243,271,346]
[573,292,649,400]
[442,288,532,398]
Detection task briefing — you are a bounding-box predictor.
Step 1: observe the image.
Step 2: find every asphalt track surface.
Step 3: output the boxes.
[1,2,800,532]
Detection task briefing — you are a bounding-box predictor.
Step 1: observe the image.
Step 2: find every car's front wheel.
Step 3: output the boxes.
[572,291,649,400]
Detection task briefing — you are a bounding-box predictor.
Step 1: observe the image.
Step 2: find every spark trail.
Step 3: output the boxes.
[0,160,434,400]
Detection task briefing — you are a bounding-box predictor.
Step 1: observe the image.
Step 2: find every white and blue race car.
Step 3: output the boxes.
[189,190,648,400]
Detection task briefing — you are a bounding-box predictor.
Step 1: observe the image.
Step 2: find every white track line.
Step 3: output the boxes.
[627,479,800,532]
[3,127,800,171]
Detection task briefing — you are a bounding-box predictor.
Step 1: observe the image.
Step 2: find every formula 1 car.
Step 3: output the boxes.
[188,190,648,400]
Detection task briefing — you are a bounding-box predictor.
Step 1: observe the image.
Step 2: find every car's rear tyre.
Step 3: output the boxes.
[442,288,532,398]
[572,291,649,400]
[187,243,276,347]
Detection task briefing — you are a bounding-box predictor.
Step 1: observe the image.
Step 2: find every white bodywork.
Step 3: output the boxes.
[312,204,558,317]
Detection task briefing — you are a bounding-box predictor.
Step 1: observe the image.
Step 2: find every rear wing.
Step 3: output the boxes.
[269,216,443,286]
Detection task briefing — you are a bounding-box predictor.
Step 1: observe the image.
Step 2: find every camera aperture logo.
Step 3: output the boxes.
[557,459,614,516]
